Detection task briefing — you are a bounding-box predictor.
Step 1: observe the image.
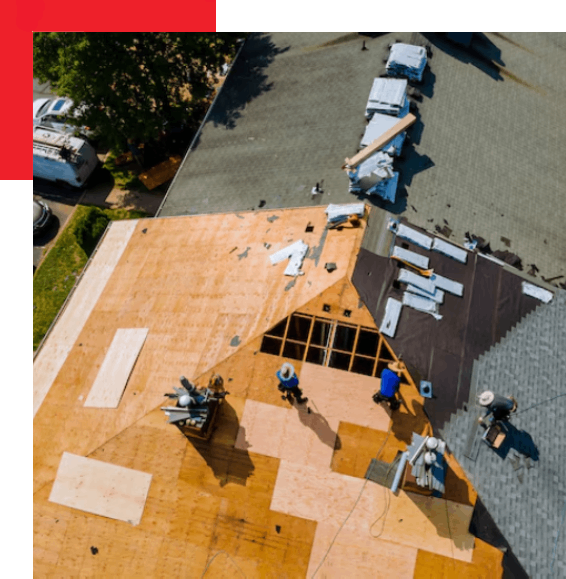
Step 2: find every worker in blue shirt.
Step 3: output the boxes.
[276,363,308,404]
[373,365,401,410]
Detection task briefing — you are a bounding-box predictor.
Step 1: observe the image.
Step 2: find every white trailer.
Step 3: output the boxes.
[33,126,99,189]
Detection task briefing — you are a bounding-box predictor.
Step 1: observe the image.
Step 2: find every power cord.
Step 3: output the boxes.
[310,429,392,578]
[201,550,247,579]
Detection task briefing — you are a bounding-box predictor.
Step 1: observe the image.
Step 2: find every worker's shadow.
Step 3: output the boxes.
[294,403,341,450]
[185,402,255,487]
[492,422,539,462]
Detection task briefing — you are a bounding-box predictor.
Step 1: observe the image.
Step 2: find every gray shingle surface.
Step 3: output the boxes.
[159,32,566,281]
[442,290,566,579]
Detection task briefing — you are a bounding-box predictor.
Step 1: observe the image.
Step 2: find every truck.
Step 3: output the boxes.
[33,126,99,189]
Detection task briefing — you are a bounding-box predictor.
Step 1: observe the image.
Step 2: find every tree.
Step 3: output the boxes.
[33,32,243,150]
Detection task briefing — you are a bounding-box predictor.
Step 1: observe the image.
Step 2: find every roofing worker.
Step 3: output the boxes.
[373,362,402,410]
[276,362,308,404]
[478,391,517,425]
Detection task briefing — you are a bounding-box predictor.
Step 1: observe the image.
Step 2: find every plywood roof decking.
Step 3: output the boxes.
[33,219,138,417]
[33,207,366,494]
[49,452,152,525]
[84,328,149,408]
[34,205,501,577]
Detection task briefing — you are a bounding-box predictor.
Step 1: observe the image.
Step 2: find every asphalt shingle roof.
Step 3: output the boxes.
[442,290,566,579]
[159,32,566,282]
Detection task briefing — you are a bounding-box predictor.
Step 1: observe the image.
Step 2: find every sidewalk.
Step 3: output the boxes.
[79,152,169,216]
[79,182,165,216]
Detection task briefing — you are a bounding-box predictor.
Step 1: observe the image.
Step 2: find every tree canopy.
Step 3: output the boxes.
[33,32,243,149]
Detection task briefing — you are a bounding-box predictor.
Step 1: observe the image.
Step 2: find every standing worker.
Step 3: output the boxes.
[276,362,308,404]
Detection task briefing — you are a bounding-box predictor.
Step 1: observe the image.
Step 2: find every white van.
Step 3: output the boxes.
[33,126,99,189]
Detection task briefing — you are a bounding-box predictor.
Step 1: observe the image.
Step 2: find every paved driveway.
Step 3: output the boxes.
[33,191,76,269]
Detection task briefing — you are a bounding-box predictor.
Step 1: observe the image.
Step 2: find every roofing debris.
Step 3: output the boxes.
[325,202,366,223]
[270,240,309,276]
[386,43,428,83]
[406,433,447,494]
[379,296,402,337]
[521,281,554,303]
[344,77,417,204]
[402,291,443,320]
[388,219,468,324]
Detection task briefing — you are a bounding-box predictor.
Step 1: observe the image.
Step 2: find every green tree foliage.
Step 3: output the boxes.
[33,32,243,149]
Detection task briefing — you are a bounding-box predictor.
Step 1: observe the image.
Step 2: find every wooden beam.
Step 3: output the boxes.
[343,113,416,169]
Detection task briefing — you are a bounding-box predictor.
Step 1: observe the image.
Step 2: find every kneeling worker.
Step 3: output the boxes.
[373,364,402,410]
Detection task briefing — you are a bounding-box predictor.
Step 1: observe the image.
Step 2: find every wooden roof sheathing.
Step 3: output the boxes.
[34,205,504,577]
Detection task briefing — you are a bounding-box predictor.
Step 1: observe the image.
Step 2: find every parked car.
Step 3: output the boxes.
[33,199,52,236]
[33,97,92,137]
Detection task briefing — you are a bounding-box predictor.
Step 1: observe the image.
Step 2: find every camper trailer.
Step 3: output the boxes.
[33,126,99,189]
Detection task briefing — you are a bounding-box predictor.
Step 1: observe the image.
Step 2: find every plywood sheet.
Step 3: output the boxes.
[308,521,418,578]
[270,461,366,526]
[49,452,152,525]
[235,399,338,470]
[270,461,475,567]
[379,491,475,562]
[34,220,138,417]
[299,363,391,431]
[84,328,149,408]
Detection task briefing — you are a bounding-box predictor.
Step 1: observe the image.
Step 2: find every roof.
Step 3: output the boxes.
[34,31,566,577]
[159,32,566,282]
[442,290,566,579]
[158,33,393,217]
[353,219,550,433]
[33,206,504,577]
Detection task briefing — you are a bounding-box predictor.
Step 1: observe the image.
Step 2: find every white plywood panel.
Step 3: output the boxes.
[235,399,337,470]
[299,364,391,431]
[49,452,152,525]
[34,220,138,417]
[84,328,149,408]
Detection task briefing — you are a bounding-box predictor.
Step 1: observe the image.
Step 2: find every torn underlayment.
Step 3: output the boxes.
[402,292,443,320]
[432,237,468,264]
[270,240,309,276]
[391,246,430,269]
[521,281,554,303]
[379,297,402,338]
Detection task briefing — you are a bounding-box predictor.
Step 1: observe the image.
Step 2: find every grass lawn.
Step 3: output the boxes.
[33,205,147,351]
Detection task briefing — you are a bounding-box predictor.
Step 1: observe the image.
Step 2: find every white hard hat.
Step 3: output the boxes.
[179,394,194,407]
[426,437,438,450]
[478,391,495,407]
[280,362,295,378]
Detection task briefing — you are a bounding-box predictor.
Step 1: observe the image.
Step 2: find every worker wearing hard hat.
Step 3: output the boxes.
[276,362,308,404]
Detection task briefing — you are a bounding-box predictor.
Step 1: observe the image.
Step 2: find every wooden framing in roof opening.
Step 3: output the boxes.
[260,313,398,378]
